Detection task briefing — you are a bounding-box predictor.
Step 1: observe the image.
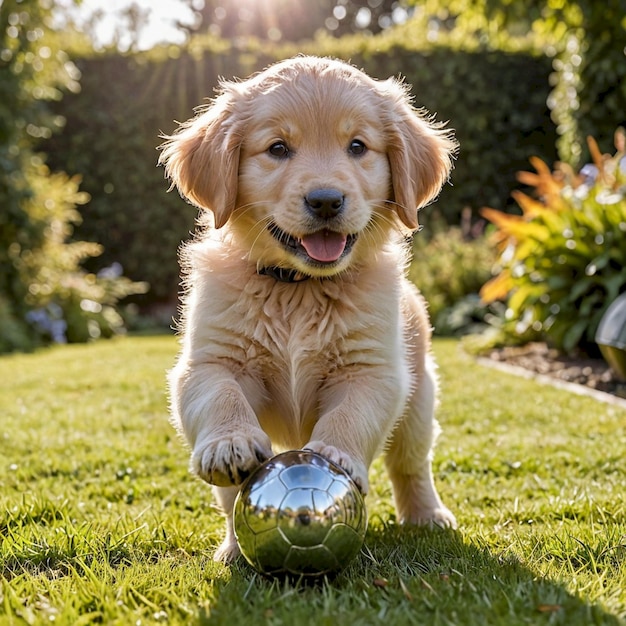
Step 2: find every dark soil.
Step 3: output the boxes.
[486,342,626,400]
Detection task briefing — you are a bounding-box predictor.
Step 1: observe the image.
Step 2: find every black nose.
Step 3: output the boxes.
[304,188,344,219]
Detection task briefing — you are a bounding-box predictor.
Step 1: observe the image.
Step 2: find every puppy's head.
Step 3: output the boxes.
[159,56,457,277]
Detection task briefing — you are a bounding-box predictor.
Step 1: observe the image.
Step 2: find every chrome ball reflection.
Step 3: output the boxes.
[233,450,367,576]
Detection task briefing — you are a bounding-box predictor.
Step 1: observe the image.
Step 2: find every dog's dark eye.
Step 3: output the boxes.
[348,139,367,156]
[268,142,290,158]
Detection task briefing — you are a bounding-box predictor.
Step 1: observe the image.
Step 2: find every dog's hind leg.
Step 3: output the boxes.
[212,485,241,563]
[384,352,457,529]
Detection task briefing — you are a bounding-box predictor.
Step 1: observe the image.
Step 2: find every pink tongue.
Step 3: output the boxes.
[300,230,347,263]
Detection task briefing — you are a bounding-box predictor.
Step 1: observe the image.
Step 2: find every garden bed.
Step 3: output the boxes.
[484,342,626,400]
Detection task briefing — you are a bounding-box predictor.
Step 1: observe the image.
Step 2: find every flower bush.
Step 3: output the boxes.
[480,131,626,354]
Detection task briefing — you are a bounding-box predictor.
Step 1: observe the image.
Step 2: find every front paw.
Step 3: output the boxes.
[304,441,369,494]
[192,428,272,487]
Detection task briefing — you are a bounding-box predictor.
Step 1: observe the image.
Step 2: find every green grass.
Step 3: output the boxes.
[1,336,624,625]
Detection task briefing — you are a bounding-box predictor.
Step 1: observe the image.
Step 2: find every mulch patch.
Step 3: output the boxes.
[485,342,626,400]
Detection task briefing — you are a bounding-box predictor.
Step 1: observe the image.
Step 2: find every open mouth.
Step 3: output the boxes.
[268,223,357,265]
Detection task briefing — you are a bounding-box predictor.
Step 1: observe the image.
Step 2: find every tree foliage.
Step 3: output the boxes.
[418,0,626,165]
[0,0,146,352]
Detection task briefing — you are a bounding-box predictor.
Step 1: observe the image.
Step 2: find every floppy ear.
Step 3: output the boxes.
[382,79,458,230]
[158,89,242,229]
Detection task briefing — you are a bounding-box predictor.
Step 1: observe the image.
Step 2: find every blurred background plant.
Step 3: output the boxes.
[479,130,626,355]
[0,0,146,352]
[1,0,624,355]
[409,213,499,337]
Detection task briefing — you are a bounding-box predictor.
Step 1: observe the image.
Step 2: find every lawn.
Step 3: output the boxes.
[0,335,624,625]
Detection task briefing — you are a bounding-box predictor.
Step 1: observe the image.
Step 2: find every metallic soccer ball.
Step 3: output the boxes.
[233,449,367,577]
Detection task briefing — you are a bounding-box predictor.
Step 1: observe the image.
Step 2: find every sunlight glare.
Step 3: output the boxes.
[55,0,198,51]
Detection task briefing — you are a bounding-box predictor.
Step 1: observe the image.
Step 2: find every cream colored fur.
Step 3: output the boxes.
[159,56,458,563]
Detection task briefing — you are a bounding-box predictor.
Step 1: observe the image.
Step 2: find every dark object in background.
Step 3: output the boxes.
[596,293,626,381]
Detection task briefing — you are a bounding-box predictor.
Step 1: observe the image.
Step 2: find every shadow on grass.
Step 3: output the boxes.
[202,524,624,626]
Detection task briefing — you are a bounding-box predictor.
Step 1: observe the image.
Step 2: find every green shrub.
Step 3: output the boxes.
[0,0,147,353]
[480,132,626,354]
[434,294,507,338]
[410,220,497,335]
[5,157,148,350]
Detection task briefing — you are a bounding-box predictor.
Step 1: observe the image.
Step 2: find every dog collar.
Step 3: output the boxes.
[258,266,310,283]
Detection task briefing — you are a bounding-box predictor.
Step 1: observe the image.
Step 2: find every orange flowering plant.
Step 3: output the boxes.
[480,130,626,353]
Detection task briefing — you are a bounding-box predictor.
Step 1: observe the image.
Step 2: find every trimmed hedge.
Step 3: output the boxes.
[45,36,557,305]
[358,44,557,215]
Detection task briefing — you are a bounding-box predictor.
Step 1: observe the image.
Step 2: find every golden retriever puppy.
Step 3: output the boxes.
[160,56,458,563]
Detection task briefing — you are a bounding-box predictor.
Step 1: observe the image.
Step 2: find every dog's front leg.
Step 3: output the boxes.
[306,366,410,494]
[169,360,272,488]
